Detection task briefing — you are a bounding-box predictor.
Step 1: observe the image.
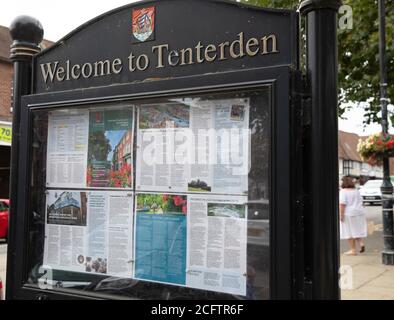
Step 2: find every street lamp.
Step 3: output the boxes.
[378,0,394,265]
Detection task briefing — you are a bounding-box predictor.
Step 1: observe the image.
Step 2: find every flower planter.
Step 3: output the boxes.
[357,133,394,166]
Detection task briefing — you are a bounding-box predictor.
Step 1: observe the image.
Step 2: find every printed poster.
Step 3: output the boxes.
[46,107,134,189]
[134,193,187,285]
[46,110,89,188]
[43,190,134,277]
[186,194,248,296]
[136,99,249,195]
[134,192,247,295]
[87,109,134,188]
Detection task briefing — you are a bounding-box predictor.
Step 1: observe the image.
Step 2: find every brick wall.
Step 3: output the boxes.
[0,60,12,122]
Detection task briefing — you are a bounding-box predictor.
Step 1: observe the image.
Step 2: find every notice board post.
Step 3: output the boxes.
[300,0,341,299]
[6,16,43,299]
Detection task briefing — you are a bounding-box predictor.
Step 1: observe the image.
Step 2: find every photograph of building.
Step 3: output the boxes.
[112,130,132,172]
[47,191,87,226]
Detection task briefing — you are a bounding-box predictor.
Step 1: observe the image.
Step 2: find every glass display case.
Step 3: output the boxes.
[25,88,271,300]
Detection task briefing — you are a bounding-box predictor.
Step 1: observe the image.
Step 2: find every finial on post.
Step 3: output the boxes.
[9,15,43,61]
[299,0,342,15]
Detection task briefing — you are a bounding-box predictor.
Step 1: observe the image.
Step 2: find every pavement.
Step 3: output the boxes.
[341,253,394,299]
[0,241,6,300]
[340,204,394,300]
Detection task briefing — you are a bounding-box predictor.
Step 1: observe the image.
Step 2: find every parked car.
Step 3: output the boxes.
[359,180,382,205]
[0,199,9,240]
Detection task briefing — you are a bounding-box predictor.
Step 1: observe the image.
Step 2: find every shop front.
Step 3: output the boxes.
[0,121,11,199]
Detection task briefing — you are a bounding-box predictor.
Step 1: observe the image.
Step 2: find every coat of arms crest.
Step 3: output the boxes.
[132,6,155,42]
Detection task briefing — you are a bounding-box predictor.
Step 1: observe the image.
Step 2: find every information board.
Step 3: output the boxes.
[41,90,260,296]
[8,0,301,301]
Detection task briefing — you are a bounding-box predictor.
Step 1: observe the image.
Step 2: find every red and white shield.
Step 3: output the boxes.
[132,7,155,42]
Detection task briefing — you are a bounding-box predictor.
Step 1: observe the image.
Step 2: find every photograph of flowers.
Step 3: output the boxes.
[87,108,133,188]
[136,193,187,215]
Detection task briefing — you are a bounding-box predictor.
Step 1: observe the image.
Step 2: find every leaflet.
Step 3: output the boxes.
[46,107,134,189]
[43,190,134,277]
[46,110,89,188]
[87,109,134,188]
[134,193,187,285]
[134,192,247,296]
[136,99,249,195]
[186,194,248,296]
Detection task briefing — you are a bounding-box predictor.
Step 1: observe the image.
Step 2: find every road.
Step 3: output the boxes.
[0,240,6,299]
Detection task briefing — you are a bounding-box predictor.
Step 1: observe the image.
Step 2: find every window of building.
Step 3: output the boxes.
[343,160,353,176]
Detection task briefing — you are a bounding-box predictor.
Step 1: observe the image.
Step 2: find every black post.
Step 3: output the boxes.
[6,16,43,298]
[378,0,394,265]
[299,0,341,299]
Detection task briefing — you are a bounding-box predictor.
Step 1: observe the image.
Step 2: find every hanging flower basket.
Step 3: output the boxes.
[357,132,394,166]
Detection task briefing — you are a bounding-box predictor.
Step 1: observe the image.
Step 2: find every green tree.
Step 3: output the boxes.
[338,0,393,125]
[237,0,298,9]
[238,0,394,125]
[88,132,112,161]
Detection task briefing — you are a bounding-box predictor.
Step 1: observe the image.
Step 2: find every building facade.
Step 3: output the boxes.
[112,130,132,171]
[0,26,14,199]
[0,25,52,198]
[338,130,383,184]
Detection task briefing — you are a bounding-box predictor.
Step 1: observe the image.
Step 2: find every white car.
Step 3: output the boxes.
[359,179,382,205]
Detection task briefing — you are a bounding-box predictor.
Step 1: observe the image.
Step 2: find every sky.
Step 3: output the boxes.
[1,0,137,41]
[339,104,387,136]
[106,130,126,161]
[1,1,389,136]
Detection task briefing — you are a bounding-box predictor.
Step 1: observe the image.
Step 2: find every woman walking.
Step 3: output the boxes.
[340,176,367,255]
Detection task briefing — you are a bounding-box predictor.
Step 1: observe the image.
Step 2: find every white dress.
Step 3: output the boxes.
[339,188,367,239]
